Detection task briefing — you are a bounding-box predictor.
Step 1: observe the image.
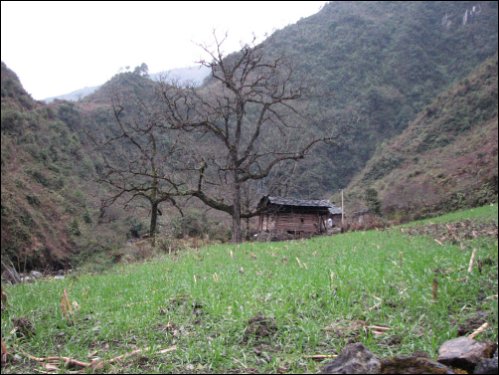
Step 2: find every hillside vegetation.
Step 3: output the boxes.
[261,1,498,193]
[0,63,130,271]
[1,1,498,271]
[347,53,498,219]
[1,205,497,373]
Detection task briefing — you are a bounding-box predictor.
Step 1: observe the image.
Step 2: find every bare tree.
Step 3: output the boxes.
[160,36,335,242]
[98,89,189,245]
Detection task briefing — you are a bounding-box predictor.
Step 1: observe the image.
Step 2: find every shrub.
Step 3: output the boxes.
[365,187,382,215]
[26,195,40,206]
[69,219,81,236]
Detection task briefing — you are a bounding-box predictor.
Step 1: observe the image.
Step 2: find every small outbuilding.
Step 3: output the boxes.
[257,196,342,236]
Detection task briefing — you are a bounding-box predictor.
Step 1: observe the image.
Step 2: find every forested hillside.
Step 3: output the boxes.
[346,53,498,219]
[0,63,130,271]
[260,1,498,194]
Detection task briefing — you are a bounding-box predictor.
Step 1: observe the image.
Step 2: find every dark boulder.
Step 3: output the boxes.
[438,337,495,372]
[321,343,381,374]
[381,356,455,374]
[474,349,498,374]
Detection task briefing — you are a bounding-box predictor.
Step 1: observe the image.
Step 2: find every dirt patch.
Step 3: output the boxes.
[455,311,489,337]
[324,320,367,343]
[161,295,204,320]
[224,368,259,374]
[401,220,497,244]
[157,321,190,340]
[377,334,403,348]
[12,317,35,338]
[243,314,278,343]
[380,355,454,374]
[167,294,190,309]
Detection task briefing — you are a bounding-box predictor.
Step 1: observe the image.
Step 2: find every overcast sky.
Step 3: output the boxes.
[1,1,326,99]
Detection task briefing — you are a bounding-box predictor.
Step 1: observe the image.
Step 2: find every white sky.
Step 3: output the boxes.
[1,1,326,99]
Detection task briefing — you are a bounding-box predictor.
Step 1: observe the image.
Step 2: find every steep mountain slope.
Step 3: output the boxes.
[346,54,498,219]
[1,63,128,271]
[259,1,498,194]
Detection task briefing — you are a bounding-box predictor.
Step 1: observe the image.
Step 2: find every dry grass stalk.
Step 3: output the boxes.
[1,340,7,366]
[468,322,489,339]
[304,354,338,361]
[432,277,438,301]
[60,289,73,322]
[1,287,6,312]
[467,248,478,273]
[17,345,176,373]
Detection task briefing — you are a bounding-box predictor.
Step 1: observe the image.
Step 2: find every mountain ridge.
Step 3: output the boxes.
[43,65,211,103]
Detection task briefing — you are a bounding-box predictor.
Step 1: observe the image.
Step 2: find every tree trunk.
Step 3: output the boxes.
[231,179,242,243]
[245,217,251,241]
[150,201,159,246]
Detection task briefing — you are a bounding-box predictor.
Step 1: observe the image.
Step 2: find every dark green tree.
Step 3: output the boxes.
[365,187,381,216]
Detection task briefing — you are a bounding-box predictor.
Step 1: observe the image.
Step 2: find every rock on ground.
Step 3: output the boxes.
[381,356,455,374]
[321,343,381,374]
[474,349,498,374]
[438,337,495,372]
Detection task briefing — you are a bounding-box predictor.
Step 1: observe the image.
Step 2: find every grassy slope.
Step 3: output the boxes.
[2,205,497,373]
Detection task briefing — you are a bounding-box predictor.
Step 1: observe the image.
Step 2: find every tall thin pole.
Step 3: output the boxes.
[341,189,344,227]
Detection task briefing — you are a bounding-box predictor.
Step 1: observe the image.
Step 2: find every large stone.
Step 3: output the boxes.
[474,349,498,374]
[438,337,494,372]
[321,343,381,374]
[381,356,455,374]
[29,270,43,279]
[1,267,21,284]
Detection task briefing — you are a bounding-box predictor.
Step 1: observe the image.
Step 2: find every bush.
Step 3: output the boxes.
[170,210,230,242]
[26,195,40,206]
[365,188,382,215]
[1,108,25,135]
[128,219,145,239]
[28,169,50,187]
[172,211,208,238]
[69,219,81,236]
[83,210,92,224]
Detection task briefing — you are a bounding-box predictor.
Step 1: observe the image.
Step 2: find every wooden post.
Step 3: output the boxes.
[341,189,344,227]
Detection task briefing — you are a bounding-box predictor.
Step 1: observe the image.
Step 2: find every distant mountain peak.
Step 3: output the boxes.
[43,65,211,103]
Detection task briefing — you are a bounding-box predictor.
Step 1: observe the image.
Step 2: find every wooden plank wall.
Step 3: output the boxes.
[274,212,321,233]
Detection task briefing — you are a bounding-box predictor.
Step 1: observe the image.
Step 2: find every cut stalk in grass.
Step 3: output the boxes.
[18,346,177,373]
[467,248,478,273]
[304,354,338,361]
[432,277,438,302]
[468,322,489,340]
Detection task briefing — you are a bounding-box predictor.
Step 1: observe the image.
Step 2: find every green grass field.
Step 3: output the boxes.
[2,205,497,373]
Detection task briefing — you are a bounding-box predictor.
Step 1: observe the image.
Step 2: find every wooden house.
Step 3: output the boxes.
[257,196,342,236]
[351,209,373,226]
[348,208,382,230]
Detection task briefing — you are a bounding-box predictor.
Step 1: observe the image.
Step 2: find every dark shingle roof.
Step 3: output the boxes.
[266,196,332,207]
[328,206,343,215]
[261,196,342,213]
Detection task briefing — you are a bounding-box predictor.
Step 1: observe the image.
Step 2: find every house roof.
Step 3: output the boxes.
[351,208,371,217]
[260,196,342,213]
[328,206,343,215]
